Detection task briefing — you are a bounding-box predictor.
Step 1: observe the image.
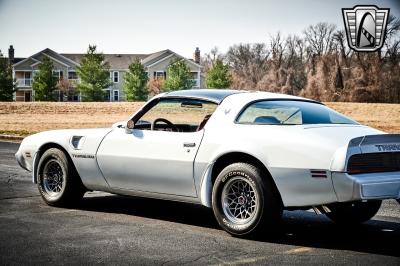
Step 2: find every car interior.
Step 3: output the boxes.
[133,98,216,133]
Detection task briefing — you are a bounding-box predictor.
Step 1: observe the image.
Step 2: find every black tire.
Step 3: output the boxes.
[212,162,282,237]
[326,200,382,224]
[37,148,85,206]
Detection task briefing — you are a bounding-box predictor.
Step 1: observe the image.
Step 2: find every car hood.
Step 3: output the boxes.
[23,128,112,143]
[19,128,113,155]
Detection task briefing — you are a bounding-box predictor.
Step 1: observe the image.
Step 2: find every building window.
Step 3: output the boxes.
[24,71,32,86]
[113,90,119,101]
[154,71,166,80]
[68,71,78,80]
[52,70,63,80]
[113,71,119,83]
[104,89,111,101]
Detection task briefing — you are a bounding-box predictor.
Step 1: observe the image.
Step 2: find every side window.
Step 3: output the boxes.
[236,100,357,125]
[237,102,300,124]
[136,98,217,132]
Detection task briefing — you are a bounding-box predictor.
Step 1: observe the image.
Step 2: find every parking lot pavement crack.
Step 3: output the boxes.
[160,258,178,266]
[182,252,220,265]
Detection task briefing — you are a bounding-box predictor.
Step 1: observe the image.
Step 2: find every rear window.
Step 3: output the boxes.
[236,100,357,125]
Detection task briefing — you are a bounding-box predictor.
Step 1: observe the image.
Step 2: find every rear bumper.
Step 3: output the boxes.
[332,171,400,202]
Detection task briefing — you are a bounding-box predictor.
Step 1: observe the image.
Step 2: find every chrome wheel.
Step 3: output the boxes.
[42,159,65,197]
[37,148,86,206]
[221,177,259,224]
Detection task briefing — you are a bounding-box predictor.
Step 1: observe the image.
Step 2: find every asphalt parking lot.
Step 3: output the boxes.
[0,141,399,265]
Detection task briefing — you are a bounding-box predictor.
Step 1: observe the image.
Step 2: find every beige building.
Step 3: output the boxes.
[10,46,202,101]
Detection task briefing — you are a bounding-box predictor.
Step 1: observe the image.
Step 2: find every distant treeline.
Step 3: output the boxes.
[202,17,400,103]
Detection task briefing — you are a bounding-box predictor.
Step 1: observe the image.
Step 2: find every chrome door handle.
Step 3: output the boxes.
[183,142,196,148]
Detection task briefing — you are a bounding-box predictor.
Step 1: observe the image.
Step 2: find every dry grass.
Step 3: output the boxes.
[326,102,400,133]
[0,102,143,136]
[0,102,399,137]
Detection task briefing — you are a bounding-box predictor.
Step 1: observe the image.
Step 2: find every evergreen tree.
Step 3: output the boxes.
[76,45,111,101]
[0,52,16,101]
[206,59,232,88]
[124,59,149,101]
[164,59,194,91]
[32,56,58,101]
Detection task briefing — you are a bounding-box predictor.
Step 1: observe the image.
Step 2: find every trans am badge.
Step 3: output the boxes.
[342,5,389,52]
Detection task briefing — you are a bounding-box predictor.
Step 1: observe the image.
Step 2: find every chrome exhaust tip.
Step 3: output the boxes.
[312,205,331,215]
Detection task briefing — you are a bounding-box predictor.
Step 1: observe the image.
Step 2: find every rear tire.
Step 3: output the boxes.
[37,148,85,206]
[326,200,382,224]
[212,162,282,237]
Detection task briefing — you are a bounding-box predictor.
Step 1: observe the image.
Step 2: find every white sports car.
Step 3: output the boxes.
[16,89,400,236]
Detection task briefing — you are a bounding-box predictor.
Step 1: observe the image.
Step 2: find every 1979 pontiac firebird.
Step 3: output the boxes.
[16,89,400,236]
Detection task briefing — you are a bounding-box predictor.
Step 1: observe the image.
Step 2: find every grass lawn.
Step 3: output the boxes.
[0,102,399,137]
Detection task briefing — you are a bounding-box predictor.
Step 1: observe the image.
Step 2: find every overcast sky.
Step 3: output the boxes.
[0,0,399,58]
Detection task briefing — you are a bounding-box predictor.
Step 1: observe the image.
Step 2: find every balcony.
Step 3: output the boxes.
[16,78,33,87]
[67,78,79,86]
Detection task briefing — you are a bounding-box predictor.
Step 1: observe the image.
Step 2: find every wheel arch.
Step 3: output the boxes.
[33,142,80,184]
[200,151,283,207]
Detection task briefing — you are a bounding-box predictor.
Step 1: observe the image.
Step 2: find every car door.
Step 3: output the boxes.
[96,98,217,197]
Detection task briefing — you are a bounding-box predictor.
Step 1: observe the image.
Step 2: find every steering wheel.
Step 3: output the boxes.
[151,118,179,132]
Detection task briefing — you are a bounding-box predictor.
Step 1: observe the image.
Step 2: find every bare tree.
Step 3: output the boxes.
[332,30,351,66]
[385,39,400,64]
[226,43,270,89]
[382,15,400,60]
[269,32,286,69]
[201,47,224,73]
[385,15,400,41]
[303,22,337,56]
[147,77,165,96]
[201,19,400,103]
[285,34,305,67]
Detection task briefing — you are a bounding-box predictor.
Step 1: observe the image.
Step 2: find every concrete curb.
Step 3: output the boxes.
[0,135,24,143]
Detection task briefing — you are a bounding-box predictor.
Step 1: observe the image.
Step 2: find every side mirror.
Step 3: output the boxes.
[125,120,135,134]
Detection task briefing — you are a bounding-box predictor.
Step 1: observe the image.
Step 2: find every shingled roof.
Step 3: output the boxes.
[14,48,198,70]
[140,49,173,66]
[61,53,149,69]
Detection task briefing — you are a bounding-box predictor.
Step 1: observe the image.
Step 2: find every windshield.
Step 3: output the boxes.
[236,100,358,125]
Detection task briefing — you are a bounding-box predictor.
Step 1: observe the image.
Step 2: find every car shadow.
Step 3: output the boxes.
[77,194,400,257]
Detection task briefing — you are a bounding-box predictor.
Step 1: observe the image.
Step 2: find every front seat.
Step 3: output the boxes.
[253,116,281,124]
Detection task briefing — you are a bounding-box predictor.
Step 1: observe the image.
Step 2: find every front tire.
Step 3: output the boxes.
[212,163,282,237]
[326,200,382,224]
[37,148,85,206]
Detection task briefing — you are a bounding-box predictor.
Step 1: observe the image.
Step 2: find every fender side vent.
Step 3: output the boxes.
[71,136,85,149]
[310,170,327,178]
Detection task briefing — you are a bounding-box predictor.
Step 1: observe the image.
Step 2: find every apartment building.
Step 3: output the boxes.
[9,46,202,101]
